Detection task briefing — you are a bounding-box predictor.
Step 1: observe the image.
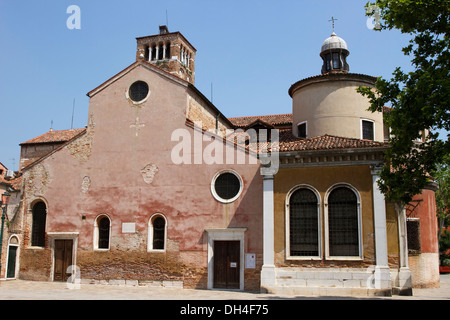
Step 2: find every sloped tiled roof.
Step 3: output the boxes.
[9,175,23,191]
[0,171,22,191]
[229,114,293,128]
[20,129,86,145]
[275,130,386,152]
[225,127,387,154]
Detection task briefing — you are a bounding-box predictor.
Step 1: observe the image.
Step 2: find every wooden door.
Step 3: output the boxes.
[213,241,240,289]
[6,246,17,278]
[54,240,73,282]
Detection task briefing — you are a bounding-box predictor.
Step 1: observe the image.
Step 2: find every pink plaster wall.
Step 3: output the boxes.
[24,64,263,282]
[412,189,439,253]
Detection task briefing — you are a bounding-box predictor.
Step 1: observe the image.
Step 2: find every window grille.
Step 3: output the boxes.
[289,188,319,256]
[362,120,374,140]
[31,202,47,247]
[214,172,241,201]
[407,219,421,254]
[328,187,359,257]
[129,81,149,102]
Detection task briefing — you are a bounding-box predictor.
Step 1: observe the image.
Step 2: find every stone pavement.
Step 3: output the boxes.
[0,274,448,300]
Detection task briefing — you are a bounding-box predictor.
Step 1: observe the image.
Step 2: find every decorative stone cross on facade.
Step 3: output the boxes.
[130,117,146,137]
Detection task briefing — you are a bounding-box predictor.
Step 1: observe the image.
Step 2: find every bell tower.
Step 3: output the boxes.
[136,26,196,84]
[320,32,350,74]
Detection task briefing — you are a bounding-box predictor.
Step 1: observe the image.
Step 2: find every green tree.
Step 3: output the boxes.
[358,0,450,204]
[434,155,450,235]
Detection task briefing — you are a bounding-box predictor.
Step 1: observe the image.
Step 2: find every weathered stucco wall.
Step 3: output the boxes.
[273,165,399,268]
[19,64,263,290]
[291,76,384,142]
[408,189,440,288]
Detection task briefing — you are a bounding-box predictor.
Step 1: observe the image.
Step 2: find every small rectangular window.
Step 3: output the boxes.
[407,219,421,254]
[362,120,374,140]
[298,122,307,138]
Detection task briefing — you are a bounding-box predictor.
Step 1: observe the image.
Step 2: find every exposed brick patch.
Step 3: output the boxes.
[76,249,208,289]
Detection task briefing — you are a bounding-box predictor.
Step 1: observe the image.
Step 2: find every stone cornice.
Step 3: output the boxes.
[289,73,377,97]
[279,147,386,168]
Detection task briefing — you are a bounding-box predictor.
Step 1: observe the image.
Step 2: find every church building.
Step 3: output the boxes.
[1,26,440,296]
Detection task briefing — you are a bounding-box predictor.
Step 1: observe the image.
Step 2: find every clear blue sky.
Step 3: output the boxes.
[0,0,443,171]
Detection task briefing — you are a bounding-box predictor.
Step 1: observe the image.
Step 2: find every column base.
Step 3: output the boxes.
[260,265,276,293]
[374,266,391,290]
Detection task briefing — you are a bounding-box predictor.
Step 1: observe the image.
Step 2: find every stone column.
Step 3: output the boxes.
[155,46,160,61]
[371,165,391,290]
[396,202,412,293]
[260,174,276,292]
[162,45,166,60]
[148,46,153,61]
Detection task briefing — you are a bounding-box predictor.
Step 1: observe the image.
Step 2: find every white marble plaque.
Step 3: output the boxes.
[245,253,256,269]
[122,223,136,233]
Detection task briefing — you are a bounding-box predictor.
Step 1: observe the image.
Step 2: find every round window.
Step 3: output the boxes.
[211,170,243,203]
[128,81,149,103]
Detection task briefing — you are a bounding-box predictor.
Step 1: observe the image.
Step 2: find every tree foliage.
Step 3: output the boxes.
[359,0,450,204]
[434,155,450,226]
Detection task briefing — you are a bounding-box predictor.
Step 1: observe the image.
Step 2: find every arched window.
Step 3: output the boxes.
[148,214,167,251]
[288,187,320,258]
[31,202,47,247]
[153,217,165,250]
[94,215,111,250]
[327,186,360,257]
[165,42,171,59]
[151,45,157,61]
[158,44,164,60]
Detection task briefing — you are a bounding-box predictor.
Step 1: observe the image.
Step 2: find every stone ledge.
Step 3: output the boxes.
[80,279,184,288]
[263,285,392,297]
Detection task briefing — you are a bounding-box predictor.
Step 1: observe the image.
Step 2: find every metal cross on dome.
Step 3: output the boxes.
[329,16,338,32]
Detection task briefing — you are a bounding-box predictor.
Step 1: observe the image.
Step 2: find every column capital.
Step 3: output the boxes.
[262,174,275,180]
[370,163,384,176]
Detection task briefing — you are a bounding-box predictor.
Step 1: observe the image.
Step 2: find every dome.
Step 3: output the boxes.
[321,32,348,53]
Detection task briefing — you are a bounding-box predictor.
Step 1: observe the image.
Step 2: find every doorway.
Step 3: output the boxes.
[6,236,19,279]
[53,239,73,282]
[213,240,240,289]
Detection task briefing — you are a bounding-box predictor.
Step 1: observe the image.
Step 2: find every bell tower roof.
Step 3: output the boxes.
[321,32,349,53]
[320,32,350,75]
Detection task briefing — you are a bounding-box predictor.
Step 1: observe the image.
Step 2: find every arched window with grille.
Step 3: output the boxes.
[148,214,167,251]
[94,215,111,250]
[326,185,362,258]
[287,186,321,259]
[31,201,47,247]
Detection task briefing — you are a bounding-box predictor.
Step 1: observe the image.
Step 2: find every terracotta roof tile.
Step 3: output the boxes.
[20,129,86,145]
[227,128,387,153]
[275,130,387,152]
[9,175,23,191]
[229,114,293,128]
